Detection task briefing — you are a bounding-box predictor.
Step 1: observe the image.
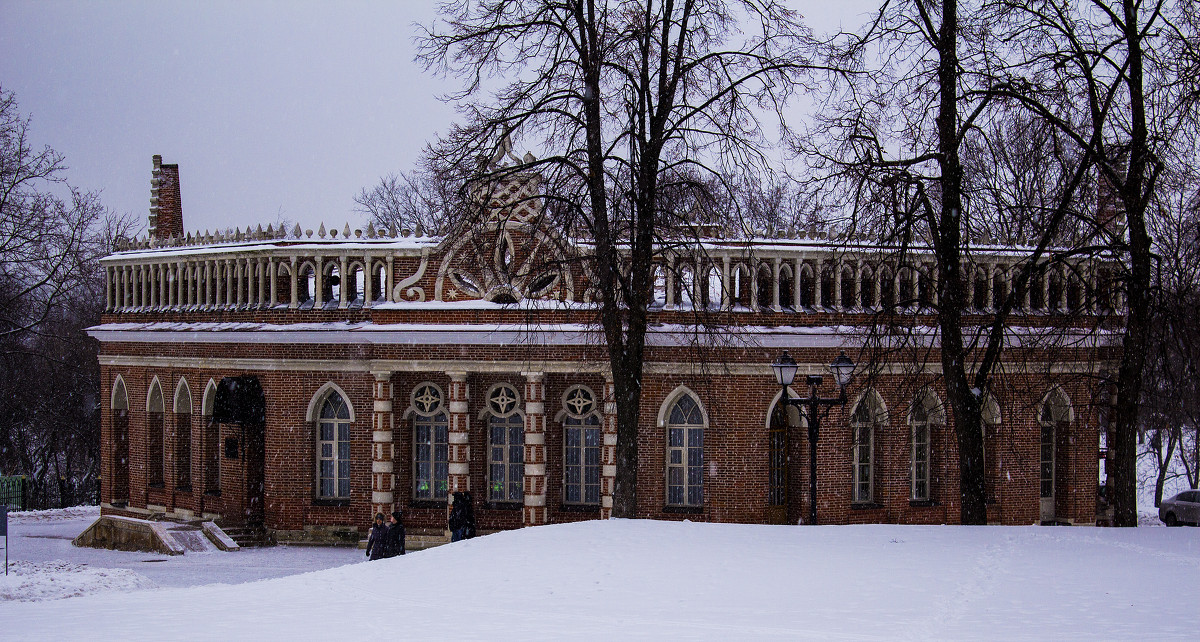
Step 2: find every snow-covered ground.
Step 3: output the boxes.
[2,507,1198,640]
[0,506,357,597]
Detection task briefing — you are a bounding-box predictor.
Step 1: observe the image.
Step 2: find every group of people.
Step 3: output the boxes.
[365,491,478,560]
[365,510,406,560]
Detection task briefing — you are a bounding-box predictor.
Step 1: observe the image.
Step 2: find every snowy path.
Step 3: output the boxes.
[1,507,359,594]
[2,515,1198,640]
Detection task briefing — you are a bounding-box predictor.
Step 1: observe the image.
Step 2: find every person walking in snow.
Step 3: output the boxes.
[448,491,477,542]
[365,513,388,560]
[382,509,405,558]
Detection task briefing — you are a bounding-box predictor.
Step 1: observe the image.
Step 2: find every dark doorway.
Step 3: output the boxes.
[213,376,266,526]
[767,402,789,524]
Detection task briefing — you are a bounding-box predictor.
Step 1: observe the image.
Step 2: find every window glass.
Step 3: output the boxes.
[666,394,704,507]
[315,390,352,500]
[414,410,449,500]
[564,411,601,505]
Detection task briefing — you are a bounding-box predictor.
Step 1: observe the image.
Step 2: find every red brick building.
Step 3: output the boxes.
[89,156,1115,544]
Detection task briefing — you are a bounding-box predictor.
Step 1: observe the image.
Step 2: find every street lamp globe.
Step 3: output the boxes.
[829,351,855,389]
[772,351,799,388]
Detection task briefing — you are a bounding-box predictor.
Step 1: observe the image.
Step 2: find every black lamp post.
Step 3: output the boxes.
[772,350,855,526]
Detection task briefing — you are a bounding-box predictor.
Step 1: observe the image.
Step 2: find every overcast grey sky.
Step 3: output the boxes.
[0,1,876,236]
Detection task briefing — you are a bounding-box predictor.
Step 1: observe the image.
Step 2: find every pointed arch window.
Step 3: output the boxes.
[412,383,449,501]
[147,380,165,487]
[110,379,130,503]
[487,384,524,503]
[563,386,601,505]
[909,394,943,502]
[666,394,704,507]
[202,380,220,495]
[174,380,192,491]
[316,390,352,500]
[850,395,879,504]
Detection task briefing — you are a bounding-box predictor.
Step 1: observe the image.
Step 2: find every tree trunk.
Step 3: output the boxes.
[932,0,988,525]
[1109,0,1154,527]
[1153,430,1177,507]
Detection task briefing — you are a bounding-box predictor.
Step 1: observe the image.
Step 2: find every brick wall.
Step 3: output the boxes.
[97,337,1108,539]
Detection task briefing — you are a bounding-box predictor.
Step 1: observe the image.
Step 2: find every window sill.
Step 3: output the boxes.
[176,486,192,493]
[908,499,938,507]
[558,503,601,513]
[483,501,523,511]
[312,498,350,507]
[408,499,448,510]
[204,490,221,498]
[148,483,165,489]
[662,505,703,514]
[851,502,883,510]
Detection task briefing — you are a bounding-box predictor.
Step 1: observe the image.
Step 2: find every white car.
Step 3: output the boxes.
[1159,490,1200,526]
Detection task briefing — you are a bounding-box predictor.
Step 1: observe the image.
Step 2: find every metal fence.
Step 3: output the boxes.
[1,476,27,511]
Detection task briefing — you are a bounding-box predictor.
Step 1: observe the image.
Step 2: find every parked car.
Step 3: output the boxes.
[1159,490,1200,526]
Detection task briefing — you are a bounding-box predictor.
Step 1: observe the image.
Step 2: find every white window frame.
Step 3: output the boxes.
[315,391,352,501]
[910,406,930,501]
[665,393,705,507]
[411,382,449,501]
[486,383,524,503]
[562,386,602,506]
[851,397,876,504]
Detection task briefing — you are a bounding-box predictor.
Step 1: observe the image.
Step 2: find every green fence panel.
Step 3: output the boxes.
[0,476,26,510]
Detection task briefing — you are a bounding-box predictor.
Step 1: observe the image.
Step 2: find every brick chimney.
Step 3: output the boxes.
[149,155,184,240]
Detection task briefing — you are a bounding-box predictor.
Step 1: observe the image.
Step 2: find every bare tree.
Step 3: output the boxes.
[0,88,107,348]
[982,0,1200,526]
[0,87,139,507]
[1141,172,1200,503]
[354,168,458,233]
[797,0,1105,524]
[417,0,818,516]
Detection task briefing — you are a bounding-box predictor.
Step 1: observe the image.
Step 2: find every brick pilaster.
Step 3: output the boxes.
[447,372,470,494]
[523,372,546,526]
[371,371,395,517]
[601,376,617,519]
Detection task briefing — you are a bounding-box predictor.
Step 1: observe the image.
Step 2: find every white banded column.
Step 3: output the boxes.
[520,372,549,528]
[446,372,471,493]
[371,371,395,517]
[600,376,617,519]
[522,372,547,527]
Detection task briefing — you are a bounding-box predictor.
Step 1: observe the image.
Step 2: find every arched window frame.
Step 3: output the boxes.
[321,261,340,309]
[298,261,317,308]
[110,376,130,503]
[859,264,875,309]
[909,390,945,502]
[202,379,220,495]
[346,260,365,305]
[778,263,795,310]
[798,263,815,308]
[659,387,707,508]
[147,377,165,487]
[174,378,193,491]
[756,262,774,311]
[766,389,804,509]
[407,382,449,501]
[480,383,524,503]
[850,389,887,504]
[705,265,723,309]
[1037,386,1073,503]
[557,385,602,506]
[308,383,354,501]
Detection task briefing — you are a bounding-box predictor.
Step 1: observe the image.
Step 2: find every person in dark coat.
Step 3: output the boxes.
[448,491,477,542]
[383,509,405,557]
[365,512,388,560]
